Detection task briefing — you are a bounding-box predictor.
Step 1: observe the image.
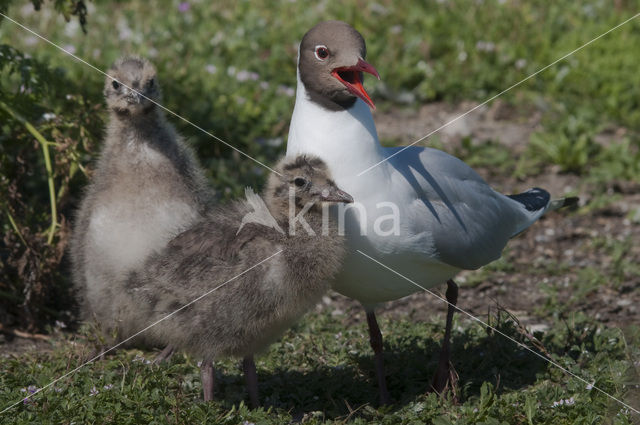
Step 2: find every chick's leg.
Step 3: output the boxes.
[201,359,215,401]
[243,355,259,408]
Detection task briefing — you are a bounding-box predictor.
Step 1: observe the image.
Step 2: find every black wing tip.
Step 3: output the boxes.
[508,187,550,212]
[560,196,580,210]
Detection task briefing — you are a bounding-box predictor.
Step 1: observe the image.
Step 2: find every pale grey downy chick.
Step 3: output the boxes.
[111,155,352,404]
[70,56,213,326]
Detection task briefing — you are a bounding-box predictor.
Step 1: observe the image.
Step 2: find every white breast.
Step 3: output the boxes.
[287,78,456,304]
[83,140,201,283]
[87,199,198,274]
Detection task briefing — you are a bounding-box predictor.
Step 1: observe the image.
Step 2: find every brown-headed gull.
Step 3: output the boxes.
[286,20,577,404]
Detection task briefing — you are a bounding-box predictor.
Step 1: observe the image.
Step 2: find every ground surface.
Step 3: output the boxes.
[1,100,639,424]
[2,1,640,422]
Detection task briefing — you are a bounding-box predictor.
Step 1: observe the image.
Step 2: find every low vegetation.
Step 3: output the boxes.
[0,0,638,423]
[1,309,638,424]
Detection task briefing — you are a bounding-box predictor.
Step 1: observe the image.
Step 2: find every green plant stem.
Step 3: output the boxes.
[0,101,58,245]
[29,120,58,245]
[3,207,28,247]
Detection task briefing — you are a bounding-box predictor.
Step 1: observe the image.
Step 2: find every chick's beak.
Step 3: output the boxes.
[331,58,380,110]
[321,186,354,204]
[123,87,141,104]
[127,93,141,104]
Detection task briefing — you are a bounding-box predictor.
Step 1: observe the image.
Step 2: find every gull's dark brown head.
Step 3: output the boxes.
[267,155,353,214]
[299,20,379,111]
[104,56,160,117]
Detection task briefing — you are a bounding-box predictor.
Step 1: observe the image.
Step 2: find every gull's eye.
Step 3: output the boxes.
[294,177,307,187]
[314,45,329,61]
[112,80,120,90]
[148,78,155,88]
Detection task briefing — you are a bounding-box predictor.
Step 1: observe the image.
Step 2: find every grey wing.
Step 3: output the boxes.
[388,147,545,270]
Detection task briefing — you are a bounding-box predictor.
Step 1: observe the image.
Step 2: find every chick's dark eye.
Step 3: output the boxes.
[148,78,154,88]
[314,46,329,60]
[294,177,307,187]
[112,80,120,89]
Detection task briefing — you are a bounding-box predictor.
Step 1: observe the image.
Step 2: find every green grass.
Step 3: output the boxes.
[2,1,640,423]
[2,0,639,192]
[0,310,638,424]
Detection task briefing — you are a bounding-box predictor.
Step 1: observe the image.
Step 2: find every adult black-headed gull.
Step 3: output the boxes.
[286,20,577,404]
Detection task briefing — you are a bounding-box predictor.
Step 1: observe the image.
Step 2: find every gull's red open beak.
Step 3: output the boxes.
[331,58,380,110]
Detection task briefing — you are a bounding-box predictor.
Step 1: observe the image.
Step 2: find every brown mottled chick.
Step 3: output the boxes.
[70,56,212,328]
[109,155,352,406]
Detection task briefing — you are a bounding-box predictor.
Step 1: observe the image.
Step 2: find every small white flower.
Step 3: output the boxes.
[236,70,251,82]
[64,20,80,37]
[205,64,217,74]
[117,20,133,41]
[476,41,496,52]
[370,3,388,15]
[24,36,38,46]
[19,2,35,16]
[515,59,527,69]
[133,354,149,363]
[235,70,259,82]
[210,31,225,46]
[552,397,575,407]
[458,51,468,62]
[277,85,295,97]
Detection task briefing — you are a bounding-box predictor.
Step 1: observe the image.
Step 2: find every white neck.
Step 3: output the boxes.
[286,74,386,184]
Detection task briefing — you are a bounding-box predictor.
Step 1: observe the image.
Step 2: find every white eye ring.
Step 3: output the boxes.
[314,45,329,61]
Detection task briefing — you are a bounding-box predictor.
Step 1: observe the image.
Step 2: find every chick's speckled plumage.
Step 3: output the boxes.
[107,156,347,361]
[70,56,213,322]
